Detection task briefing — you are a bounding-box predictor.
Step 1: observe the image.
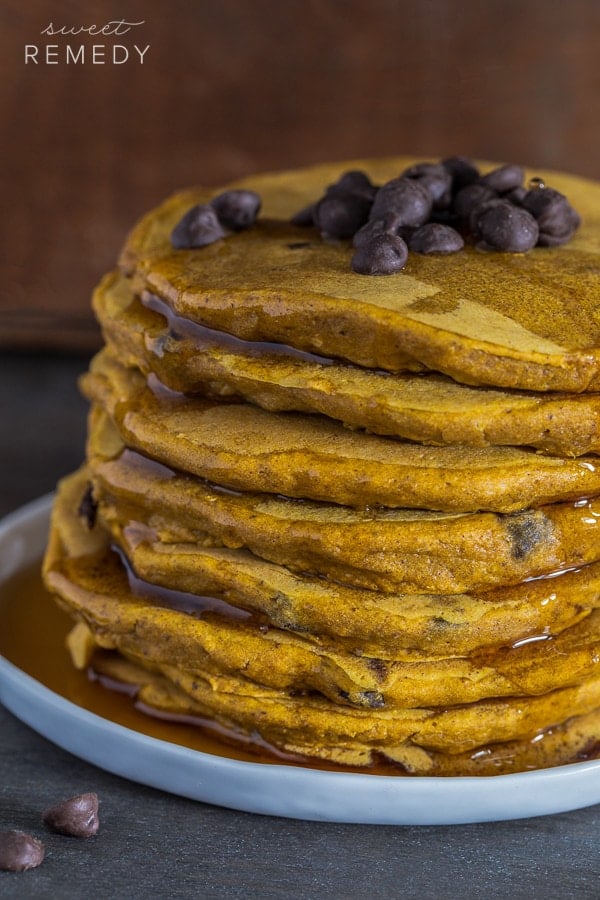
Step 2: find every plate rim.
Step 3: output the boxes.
[1,493,600,825]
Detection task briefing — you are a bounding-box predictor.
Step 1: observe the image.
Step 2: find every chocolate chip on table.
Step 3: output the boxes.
[0,831,45,872]
[369,177,433,227]
[211,189,261,231]
[43,792,99,838]
[521,185,581,245]
[351,234,408,275]
[314,191,372,239]
[409,223,464,254]
[479,163,526,194]
[170,203,226,249]
[476,202,539,252]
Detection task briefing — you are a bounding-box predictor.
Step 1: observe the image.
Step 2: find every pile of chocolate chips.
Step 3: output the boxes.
[169,158,580,277]
[292,157,581,275]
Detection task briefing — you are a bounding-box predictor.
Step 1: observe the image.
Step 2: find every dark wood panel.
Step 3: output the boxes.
[2,0,599,350]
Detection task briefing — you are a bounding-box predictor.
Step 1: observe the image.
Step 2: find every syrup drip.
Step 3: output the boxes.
[117,448,245,499]
[115,541,259,625]
[142,291,338,368]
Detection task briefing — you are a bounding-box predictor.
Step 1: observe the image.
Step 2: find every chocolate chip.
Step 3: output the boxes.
[352,214,400,249]
[211,190,261,231]
[370,177,432,226]
[476,202,539,252]
[402,162,453,208]
[427,207,460,228]
[366,657,388,681]
[480,164,525,194]
[536,229,579,248]
[290,203,316,226]
[441,156,480,191]
[43,792,99,838]
[469,197,508,236]
[351,234,408,275]
[409,223,464,254]
[330,169,378,200]
[506,185,527,205]
[356,690,385,709]
[170,204,226,249]
[0,831,45,872]
[521,185,581,245]
[506,512,552,560]
[77,483,97,530]
[314,191,372,239]
[453,183,498,222]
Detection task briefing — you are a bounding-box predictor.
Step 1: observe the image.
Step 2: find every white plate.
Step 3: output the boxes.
[1,495,600,825]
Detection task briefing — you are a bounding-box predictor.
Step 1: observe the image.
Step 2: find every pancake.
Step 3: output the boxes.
[94,269,600,457]
[81,350,600,514]
[109,513,600,658]
[87,407,600,594]
[87,650,600,775]
[43,474,600,774]
[120,158,600,392]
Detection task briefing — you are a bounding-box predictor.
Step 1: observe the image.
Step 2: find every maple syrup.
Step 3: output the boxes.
[0,559,394,773]
[0,560,292,765]
[141,291,339,368]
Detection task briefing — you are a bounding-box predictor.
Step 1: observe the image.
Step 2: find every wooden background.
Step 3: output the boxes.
[1,0,600,351]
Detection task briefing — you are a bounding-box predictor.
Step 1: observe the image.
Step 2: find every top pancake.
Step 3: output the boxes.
[120,157,600,392]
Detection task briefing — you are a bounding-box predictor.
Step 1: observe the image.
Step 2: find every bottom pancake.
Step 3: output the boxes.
[86,644,600,777]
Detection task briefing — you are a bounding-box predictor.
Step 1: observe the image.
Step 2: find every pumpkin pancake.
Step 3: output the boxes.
[42,473,600,772]
[81,350,600,514]
[87,407,600,595]
[88,650,600,775]
[107,512,600,658]
[119,157,600,392]
[94,269,600,457]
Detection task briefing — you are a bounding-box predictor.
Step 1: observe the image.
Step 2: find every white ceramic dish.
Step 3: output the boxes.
[1,495,600,825]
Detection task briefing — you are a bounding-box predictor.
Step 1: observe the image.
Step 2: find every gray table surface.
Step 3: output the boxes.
[1,353,599,899]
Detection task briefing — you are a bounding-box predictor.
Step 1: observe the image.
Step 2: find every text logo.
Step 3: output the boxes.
[25,19,150,65]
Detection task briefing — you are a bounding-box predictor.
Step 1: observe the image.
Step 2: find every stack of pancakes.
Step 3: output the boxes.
[43,158,600,775]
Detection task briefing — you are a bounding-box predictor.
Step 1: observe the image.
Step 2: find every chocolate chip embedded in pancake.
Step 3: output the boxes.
[109,515,600,658]
[86,407,600,595]
[120,158,600,392]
